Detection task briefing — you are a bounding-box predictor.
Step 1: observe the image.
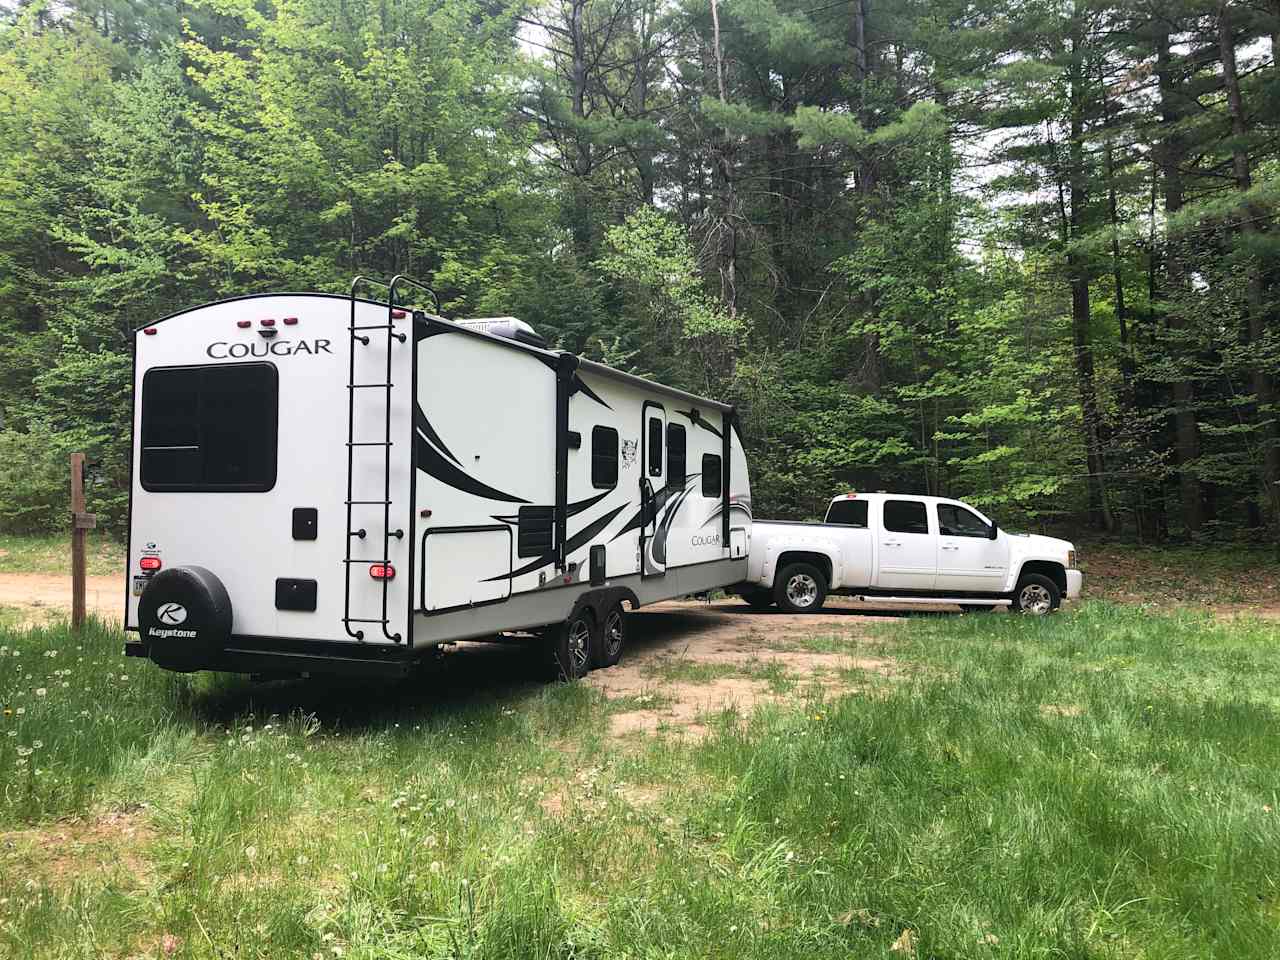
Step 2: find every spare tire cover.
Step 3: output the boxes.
[138,566,233,672]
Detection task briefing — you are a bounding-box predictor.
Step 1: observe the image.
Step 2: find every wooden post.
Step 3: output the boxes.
[70,453,96,630]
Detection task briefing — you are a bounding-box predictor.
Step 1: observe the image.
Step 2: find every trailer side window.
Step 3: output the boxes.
[701,454,722,498]
[517,506,554,557]
[667,424,687,489]
[140,363,278,492]
[647,417,663,477]
[884,499,929,535]
[591,426,618,489]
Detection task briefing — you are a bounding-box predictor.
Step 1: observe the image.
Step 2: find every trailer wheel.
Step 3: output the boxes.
[740,589,774,611]
[594,602,626,668]
[1012,574,1061,615]
[774,563,827,614]
[548,610,594,681]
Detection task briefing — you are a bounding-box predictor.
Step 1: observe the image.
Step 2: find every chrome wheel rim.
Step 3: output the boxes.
[1018,583,1052,615]
[603,611,624,660]
[568,618,591,673]
[786,573,818,608]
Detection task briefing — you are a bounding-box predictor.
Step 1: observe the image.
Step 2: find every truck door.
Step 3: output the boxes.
[935,502,1009,592]
[873,498,936,590]
[639,402,667,578]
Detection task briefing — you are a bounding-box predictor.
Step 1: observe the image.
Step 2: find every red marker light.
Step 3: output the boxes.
[139,556,162,572]
[283,317,298,326]
[391,309,407,319]
[143,328,157,336]
[237,320,251,329]
[369,563,396,580]
[260,318,275,327]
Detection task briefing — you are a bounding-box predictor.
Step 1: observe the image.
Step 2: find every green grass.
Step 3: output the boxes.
[3,605,1280,957]
[0,534,125,577]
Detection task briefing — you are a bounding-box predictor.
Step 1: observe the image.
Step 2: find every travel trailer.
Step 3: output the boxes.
[124,276,752,680]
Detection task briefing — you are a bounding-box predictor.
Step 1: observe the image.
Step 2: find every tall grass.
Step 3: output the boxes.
[2,604,1279,957]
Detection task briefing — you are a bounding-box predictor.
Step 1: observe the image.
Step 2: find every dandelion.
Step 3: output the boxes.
[15,708,23,716]
[35,688,46,697]
[32,740,42,749]
[296,854,309,866]
[1,708,10,718]
[244,845,258,861]
[430,861,442,873]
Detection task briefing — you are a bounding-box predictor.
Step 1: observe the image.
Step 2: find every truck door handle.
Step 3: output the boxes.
[883,540,901,547]
[941,544,959,551]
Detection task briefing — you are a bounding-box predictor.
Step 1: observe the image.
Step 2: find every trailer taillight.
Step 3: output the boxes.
[391,309,407,319]
[139,556,162,572]
[369,564,396,580]
[143,328,157,336]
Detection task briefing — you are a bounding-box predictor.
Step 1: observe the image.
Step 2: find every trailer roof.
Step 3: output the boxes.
[139,291,735,416]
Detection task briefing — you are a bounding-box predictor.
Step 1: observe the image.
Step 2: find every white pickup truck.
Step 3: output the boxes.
[734,492,1082,614]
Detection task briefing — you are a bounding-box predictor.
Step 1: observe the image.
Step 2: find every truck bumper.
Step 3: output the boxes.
[1065,569,1083,601]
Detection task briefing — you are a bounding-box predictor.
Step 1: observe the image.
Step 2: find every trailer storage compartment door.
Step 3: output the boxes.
[420,526,512,613]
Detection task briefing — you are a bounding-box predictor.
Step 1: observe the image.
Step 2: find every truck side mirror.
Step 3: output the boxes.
[988,523,998,540]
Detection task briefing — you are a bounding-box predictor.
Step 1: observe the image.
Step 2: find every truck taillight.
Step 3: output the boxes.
[370,564,395,580]
[1068,550,1077,568]
[139,556,162,572]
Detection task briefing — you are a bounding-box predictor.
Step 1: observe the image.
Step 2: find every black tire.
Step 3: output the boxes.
[547,609,594,681]
[741,589,774,611]
[138,566,233,672]
[1012,574,1061,615]
[593,602,626,668]
[774,562,827,614]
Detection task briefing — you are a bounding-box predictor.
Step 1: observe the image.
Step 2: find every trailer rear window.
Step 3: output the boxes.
[140,363,278,492]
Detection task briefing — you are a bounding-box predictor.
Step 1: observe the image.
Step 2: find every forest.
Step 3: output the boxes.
[0,0,1276,541]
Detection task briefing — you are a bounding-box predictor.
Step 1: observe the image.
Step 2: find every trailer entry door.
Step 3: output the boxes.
[640,402,667,578]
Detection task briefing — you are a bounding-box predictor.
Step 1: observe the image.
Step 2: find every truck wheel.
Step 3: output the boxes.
[775,563,827,614]
[741,589,774,611]
[1012,574,1060,615]
[594,602,626,669]
[548,609,594,681]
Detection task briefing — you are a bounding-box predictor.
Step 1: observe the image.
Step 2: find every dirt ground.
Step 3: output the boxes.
[582,599,905,739]
[0,573,121,624]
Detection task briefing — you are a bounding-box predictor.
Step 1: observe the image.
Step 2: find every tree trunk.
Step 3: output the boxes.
[1156,30,1205,536]
[1219,2,1280,531]
[1067,23,1113,532]
[708,0,738,315]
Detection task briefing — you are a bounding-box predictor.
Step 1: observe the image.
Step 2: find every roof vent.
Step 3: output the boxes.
[454,316,547,348]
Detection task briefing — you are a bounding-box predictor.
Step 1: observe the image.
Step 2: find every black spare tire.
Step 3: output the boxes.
[138,566,233,672]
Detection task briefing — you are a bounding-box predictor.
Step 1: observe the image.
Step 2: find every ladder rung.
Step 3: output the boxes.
[344,618,389,624]
[347,441,392,447]
[344,559,391,565]
[348,383,393,390]
[346,499,392,505]
[350,324,398,331]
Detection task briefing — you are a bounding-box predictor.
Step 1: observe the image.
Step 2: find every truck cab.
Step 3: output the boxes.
[737,493,1082,614]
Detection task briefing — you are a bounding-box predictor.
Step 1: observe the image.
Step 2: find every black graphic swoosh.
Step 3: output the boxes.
[415,430,529,504]
[414,405,460,466]
[484,503,628,581]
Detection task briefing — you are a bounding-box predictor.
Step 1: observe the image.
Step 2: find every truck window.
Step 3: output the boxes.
[667,423,687,488]
[701,454,721,498]
[140,362,277,492]
[825,499,868,527]
[647,417,663,477]
[937,503,990,537]
[883,499,928,535]
[591,426,618,489]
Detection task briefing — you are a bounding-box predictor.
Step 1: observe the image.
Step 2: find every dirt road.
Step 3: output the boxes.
[0,573,122,623]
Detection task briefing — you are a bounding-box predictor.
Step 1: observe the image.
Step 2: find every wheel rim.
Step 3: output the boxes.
[568,618,591,673]
[603,611,624,659]
[785,573,818,608]
[1018,583,1052,614]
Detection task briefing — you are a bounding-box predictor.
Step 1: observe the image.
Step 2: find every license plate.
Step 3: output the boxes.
[132,576,149,597]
